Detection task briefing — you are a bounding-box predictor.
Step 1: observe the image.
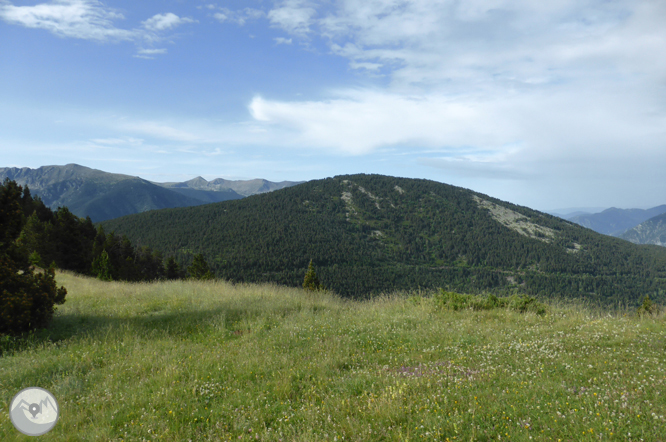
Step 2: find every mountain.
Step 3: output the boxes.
[619,212,666,246]
[0,164,301,222]
[0,164,206,222]
[155,176,304,197]
[101,174,666,304]
[567,205,666,236]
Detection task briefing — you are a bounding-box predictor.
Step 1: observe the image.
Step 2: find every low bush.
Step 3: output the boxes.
[433,290,547,315]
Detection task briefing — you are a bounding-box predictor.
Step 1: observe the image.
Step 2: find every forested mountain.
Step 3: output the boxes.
[620,213,666,247]
[0,164,300,222]
[102,174,666,305]
[567,205,666,236]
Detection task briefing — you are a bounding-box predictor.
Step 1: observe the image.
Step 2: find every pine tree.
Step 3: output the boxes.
[91,250,113,281]
[303,259,324,291]
[166,256,181,280]
[187,254,214,280]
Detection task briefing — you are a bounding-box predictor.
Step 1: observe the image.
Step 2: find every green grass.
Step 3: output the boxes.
[1,272,665,441]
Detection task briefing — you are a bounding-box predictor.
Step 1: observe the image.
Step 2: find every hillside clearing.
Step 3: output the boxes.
[1,273,665,441]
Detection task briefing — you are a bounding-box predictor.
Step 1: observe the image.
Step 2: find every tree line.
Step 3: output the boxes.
[1,179,216,335]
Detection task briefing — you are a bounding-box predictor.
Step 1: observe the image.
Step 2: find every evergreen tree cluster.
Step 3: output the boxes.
[1,179,66,335]
[0,179,203,285]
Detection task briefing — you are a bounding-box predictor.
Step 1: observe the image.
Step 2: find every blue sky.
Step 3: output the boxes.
[1,0,665,211]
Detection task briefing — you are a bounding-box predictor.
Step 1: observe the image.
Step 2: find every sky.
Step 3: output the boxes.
[1,0,665,212]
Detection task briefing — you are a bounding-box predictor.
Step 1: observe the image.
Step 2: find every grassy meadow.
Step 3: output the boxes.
[1,272,666,441]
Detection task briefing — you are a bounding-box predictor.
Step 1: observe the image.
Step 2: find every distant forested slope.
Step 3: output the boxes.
[102,174,666,304]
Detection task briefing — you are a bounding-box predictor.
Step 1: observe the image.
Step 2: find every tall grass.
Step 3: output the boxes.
[1,272,665,441]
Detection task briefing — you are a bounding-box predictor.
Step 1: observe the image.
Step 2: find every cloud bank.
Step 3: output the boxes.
[243,0,666,184]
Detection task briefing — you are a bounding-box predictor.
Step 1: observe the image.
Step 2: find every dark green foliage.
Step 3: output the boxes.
[0,260,67,335]
[100,174,666,305]
[91,250,113,281]
[636,295,657,317]
[433,290,547,316]
[1,179,67,335]
[303,259,324,291]
[188,254,214,280]
[166,256,182,280]
[0,179,26,265]
[2,179,174,283]
[28,250,42,267]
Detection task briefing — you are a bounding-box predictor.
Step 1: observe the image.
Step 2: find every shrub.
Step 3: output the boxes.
[0,257,67,336]
[636,295,658,317]
[433,289,547,316]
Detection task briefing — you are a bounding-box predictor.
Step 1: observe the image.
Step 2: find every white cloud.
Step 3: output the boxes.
[90,137,144,146]
[268,0,315,35]
[349,61,381,71]
[142,12,196,31]
[0,1,197,51]
[274,37,292,44]
[263,0,666,89]
[250,0,666,177]
[0,0,135,41]
[133,47,169,59]
[136,48,167,55]
[250,90,522,155]
[121,121,202,142]
[213,7,264,26]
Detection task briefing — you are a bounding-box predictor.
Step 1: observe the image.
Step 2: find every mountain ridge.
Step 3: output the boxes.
[0,164,301,222]
[155,175,304,197]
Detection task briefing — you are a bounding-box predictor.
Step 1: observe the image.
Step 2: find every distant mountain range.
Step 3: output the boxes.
[101,173,666,304]
[546,207,606,218]
[155,176,300,198]
[565,205,666,238]
[0,164,302,222]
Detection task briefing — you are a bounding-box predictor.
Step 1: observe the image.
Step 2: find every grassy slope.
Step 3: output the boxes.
[1,273,665,441]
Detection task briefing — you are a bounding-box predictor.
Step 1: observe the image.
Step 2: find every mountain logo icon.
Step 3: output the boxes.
[9,387,59,436]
